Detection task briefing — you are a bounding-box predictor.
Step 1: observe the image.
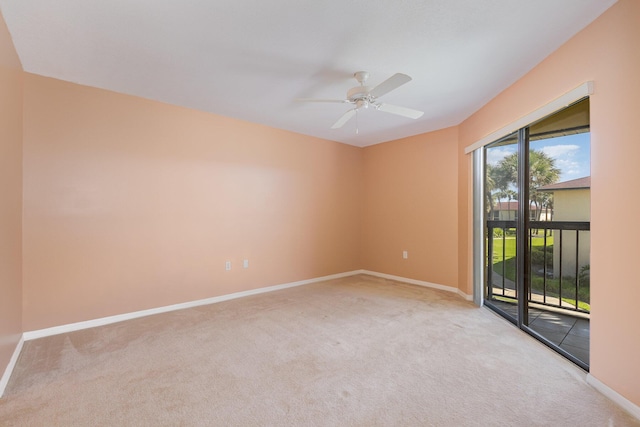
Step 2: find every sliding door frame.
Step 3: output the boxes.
[516,127,530,326]
[473,101,591,371]
[472,150,484,307]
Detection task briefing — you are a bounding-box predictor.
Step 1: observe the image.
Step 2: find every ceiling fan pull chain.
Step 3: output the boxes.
[356,109,359,134]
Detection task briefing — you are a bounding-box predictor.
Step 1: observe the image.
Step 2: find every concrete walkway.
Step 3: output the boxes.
[488,299,590,365]
[490,271,584,311]
[489,269,589,365]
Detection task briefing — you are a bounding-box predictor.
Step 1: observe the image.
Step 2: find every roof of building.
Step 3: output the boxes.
[537,176,590,191]
[493,201,518,211]
[492,201,546,211]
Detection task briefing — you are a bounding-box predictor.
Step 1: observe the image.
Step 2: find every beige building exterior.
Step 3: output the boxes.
[539,177,590,278]
[490,201,551,221]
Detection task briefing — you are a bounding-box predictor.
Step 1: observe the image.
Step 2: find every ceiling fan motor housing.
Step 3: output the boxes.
[347,86,373,102]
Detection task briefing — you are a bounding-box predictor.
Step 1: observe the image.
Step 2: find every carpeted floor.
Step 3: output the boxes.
[0,274,638,426]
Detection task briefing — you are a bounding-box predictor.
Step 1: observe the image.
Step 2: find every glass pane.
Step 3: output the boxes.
[527,98,590,367]
[485,132,519,323]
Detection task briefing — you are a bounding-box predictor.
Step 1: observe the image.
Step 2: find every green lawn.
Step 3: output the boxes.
[490,234,590,311]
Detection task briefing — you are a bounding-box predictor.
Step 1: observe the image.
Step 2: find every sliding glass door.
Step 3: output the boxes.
[485,132,519,324]
[484,98,590,369]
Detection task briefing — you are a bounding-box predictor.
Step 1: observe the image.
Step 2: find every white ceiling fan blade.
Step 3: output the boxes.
[331,109,357,129]
[377,103,424,119]
[296,98,350,103]
[369,73,412,99]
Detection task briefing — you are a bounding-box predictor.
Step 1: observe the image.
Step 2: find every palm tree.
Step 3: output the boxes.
[504,189,518,220]
[493,149,560,221]
[491,154,517,220]
[486,164,497,217]
[529,150,560,220]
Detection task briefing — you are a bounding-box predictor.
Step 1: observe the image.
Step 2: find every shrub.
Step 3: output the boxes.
[530,245,553,268]
[578,264,590,297]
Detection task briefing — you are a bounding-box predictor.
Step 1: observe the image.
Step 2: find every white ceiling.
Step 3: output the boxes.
[0,0,616,147]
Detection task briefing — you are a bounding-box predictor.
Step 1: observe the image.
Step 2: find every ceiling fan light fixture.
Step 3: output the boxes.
[355,99,369,109]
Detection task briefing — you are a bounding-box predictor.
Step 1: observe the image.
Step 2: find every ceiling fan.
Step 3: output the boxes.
[298,71,424,130]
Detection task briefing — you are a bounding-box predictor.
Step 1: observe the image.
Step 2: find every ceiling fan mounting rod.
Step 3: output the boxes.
[354,71,369,85]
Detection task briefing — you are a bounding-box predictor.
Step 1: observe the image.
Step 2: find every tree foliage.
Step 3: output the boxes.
[487,149,560,220]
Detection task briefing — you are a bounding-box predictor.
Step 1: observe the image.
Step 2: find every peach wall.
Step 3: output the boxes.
[22,74,363,330]
[0,10,23,380]
[459,0,640,406]
[362,127,459,288]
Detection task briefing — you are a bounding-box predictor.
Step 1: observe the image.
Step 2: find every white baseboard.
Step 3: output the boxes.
[23,270,362,341]
[21,269,473,342]
[458,290,473,301]
[587,374,640,421]
[0,335,24,398]
[360,270,473,301]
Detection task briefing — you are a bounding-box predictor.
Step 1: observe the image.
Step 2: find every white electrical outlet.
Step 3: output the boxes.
[402,251,408,259]
[243,259,249,268]
[225,261,231,271]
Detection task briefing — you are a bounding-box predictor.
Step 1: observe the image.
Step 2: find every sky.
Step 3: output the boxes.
[486,132,590,183]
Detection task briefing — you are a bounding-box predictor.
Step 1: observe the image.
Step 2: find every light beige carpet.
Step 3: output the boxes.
[0,274,638,426]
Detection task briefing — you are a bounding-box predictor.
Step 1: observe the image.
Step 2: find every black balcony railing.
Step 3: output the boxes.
[487,220,590,314]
